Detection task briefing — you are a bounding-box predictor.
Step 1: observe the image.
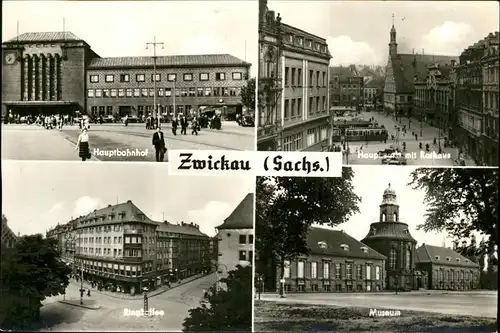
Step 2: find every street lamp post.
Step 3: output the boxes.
[146,36,164,121]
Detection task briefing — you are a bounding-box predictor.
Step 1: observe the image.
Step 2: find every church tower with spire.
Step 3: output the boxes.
[389,15,398,57]
[362,184,417,291]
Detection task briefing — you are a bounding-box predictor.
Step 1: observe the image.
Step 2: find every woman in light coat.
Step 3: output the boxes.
[76,126,91,161]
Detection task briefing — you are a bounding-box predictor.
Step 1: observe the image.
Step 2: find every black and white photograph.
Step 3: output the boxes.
[1,1,257,162]
[257,0,499,167]
[1,162,253,331]
[255,167,498,332]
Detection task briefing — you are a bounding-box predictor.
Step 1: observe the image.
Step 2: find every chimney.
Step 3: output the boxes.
[127,200,131,203]
[108,204,111,207]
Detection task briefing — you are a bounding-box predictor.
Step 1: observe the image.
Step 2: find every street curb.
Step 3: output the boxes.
[58,300,101,310]
[70,274,209,301]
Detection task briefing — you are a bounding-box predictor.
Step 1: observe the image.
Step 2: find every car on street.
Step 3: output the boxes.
[385,155,407,165]
[122,115,140,123]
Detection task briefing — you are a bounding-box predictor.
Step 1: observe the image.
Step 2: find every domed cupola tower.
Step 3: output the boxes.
[362,184,417,291]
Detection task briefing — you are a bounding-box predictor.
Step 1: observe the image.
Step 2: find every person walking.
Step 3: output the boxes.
[191,117,198,135]
[172,116,178,135]
[180,116,188,135]
[152,126,166,162]
[76,126,91,161]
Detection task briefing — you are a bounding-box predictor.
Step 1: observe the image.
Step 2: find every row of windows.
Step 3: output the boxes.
[90,105,195,116]
[306,125,329,147]
[284,33,329,54]
[87,87,242,98]
[284,261,382,280]
[283,96,327,120]
[284,67,328,88]
[78,260,148,271]
[89,72,244,83]
[288,284,382,292]
[433,270,478,282]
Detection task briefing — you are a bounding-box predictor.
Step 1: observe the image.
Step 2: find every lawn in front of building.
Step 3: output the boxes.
[254,301,497,333]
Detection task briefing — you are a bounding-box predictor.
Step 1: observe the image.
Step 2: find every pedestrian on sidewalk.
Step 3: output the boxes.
[76,127,91,161]
[172,117,178,136]
[191,117,199,135]
[152,126,166,162]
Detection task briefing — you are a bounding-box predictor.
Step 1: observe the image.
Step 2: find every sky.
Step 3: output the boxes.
[1,162,254,237]
[267,1,499,66]
[315,166,485,249]
[2,1,258,73]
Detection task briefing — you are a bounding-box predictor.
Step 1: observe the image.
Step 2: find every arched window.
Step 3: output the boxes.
[405,246,411,269]
[389,248,397,269]
[393,213,397,221]
[382,214,386,222]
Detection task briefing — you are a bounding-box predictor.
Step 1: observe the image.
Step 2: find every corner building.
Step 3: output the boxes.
[46,200,210,296]
[362,184,426,291]
[2,32,250,119]
[257,0,331,151]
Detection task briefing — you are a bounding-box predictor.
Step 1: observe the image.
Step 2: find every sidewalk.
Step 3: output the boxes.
[69,273,206,300]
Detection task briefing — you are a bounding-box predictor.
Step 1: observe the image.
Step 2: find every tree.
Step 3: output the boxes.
[408,168,498,256]
[256,168,361,295]
[182,265,251,331]
[0,233,71,330]
[240,78,256,111]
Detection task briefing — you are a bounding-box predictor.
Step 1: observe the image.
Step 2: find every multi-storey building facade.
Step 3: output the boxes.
[481,32,499,165]
[330,66,364,109]
[456,32,499,165]
[2,31,250,120]
[279,227,386,293]
[46,200,210,295]
[383,23,457,119]
[414,62,456,142]
[257,0,331,151]
[362,184,428,291]
[216,193,254,277]
[364,78,385,109]
[86,56,250,120]
[415,244,481,290]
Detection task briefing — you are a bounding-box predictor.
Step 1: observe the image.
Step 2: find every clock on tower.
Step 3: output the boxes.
[4,52,17,65]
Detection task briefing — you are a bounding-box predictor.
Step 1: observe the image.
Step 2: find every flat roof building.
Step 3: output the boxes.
[2,31,251,120]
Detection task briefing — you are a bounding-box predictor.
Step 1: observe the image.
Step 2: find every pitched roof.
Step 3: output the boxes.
[330,66,355,80]
[217,193,254,229]
[365,77,385,89]
[87,54,250,69]
[76,200,157,226]
[392,53,458,93]
[308,227,387,260]
[4,31,82,43]
[362,222,417,243]
[415,244,480,268]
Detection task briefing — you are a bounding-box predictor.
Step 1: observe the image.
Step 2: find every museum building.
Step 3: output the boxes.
[2,32,251,119]
[277,227,387,293]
